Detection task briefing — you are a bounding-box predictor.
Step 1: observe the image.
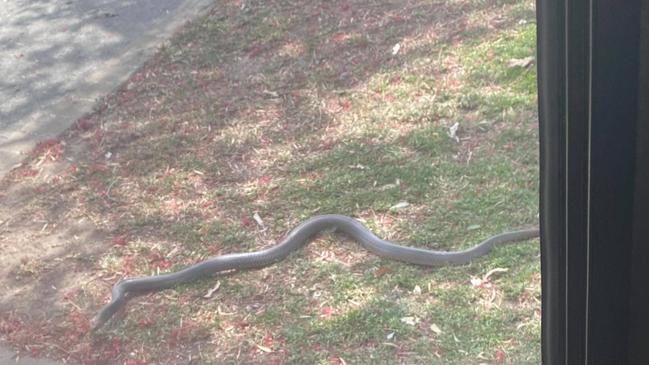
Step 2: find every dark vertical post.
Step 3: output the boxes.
[536,0,568,362]
[586,1,640,362]
[538,0,648,363]
[628,3,649,362]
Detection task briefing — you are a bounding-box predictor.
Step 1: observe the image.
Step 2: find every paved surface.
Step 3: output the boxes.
[0,347,62,365]
[0,0,214,176]
[0,1,214,362]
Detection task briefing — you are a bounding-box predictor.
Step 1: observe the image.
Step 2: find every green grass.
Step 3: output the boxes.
[111,1,540,362]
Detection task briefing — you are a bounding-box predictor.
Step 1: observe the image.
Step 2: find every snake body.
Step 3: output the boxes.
[92,214,539,330]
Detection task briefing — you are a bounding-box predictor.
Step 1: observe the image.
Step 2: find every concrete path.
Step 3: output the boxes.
[0,0,214,176]
[0,346,62,365]
[0,1,214,362]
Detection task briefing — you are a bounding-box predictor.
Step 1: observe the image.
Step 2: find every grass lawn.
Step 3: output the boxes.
[0,0,539,363]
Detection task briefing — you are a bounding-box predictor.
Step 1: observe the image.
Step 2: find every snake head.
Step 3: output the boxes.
[91,295,127,332]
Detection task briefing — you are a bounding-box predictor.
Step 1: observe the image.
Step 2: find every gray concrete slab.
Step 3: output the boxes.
[0,0,215,175]
[0,0,214,362]
[0,346,63,365]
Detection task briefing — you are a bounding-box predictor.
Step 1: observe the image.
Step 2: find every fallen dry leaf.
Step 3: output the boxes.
[470,277,484,287]
[430,323,443,335]
[392,43,401,55]
[374,266,394,277]
[203,281,221,298]
[506,56,535,68]
[448,122,460,142]
[495,349,507,363]
[390,201,410,211]
[400,316,419,326]
[471,268,508,288]
[349,164,368,170]
[413,285,422,295]
[253,212,265,228]
[483,267,509,282]
[255,343,273,353]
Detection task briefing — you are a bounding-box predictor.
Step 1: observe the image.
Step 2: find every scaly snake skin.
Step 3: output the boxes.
[92,214,539,330]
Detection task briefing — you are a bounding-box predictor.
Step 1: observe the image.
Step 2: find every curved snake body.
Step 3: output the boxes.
[93,214,539,329]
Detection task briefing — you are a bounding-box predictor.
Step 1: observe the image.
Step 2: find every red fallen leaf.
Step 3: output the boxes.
[374,266,394,277]
[389,75,402,85]
[258,175,272,186]
[18,168,39,178]
[247,44,265,58]
[333,32,350,43]
[495,349,507,363]
[120,90,136,100]
[92,130,104,144]
[147,250,173,270]
[76,117,94,131]
[32,138,64,160]
[112,235,128,246]
[109,338,122,359]
[207,245,220,255]
[168,328,183,345]
[157,259,173,270]
[380,214,395,227]
[122,255,136,275]
[321,306,333,318]
[241,215,253,227]
[88,163,108,174]
[0,317,21,334]
[63,291,76,300]
[33,138,59,151]
[386,94,396,103]
[236,321,250,329]
[69,310,90,334]
[138,318,155,328]
[262,333,274,348]
[339,99,352,111]
[131,72,145,82]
